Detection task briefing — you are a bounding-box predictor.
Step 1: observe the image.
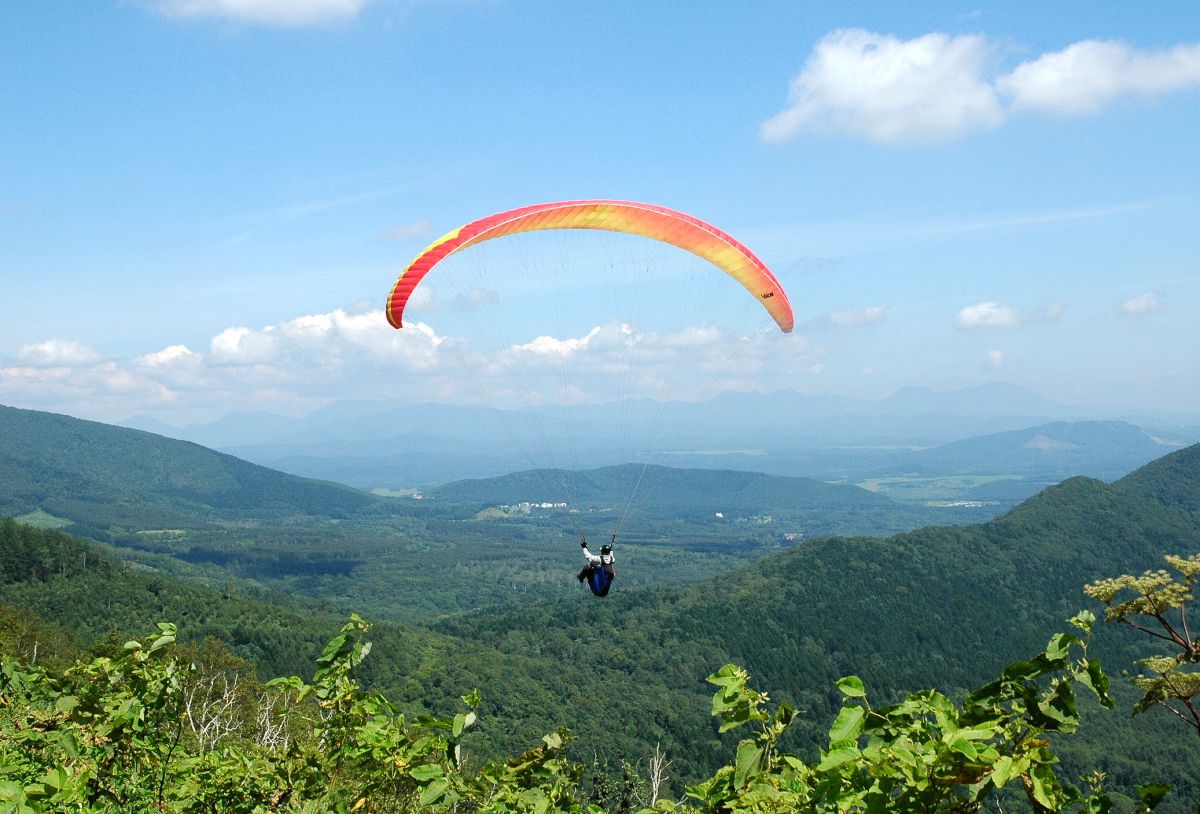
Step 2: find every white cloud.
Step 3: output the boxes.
[504,327,603,360]
[209,326,279,366]
[829,305,886,327]
[998,40,1200,115]
[956,301,1020,329]
[761,29,1004,144]
[136,345,200,367]
[985,350,1004,370]
[147,0,376,26]
[955,300,1065,330]
[0,307,819,422]
[1119,291,1164,315]
[16,339,102,367]
[764,31,1200,144]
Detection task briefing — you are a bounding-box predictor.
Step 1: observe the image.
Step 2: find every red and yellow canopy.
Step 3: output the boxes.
[385,199,793,333]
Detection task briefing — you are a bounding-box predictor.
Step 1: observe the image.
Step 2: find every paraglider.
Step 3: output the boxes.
[383,200,793,598]
[578,537,616,598]
[385,199,794,334]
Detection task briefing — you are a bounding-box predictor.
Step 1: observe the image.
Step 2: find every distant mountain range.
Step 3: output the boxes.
[120,383,1197,489]
[430,464,895,517]
[0,403,979,549]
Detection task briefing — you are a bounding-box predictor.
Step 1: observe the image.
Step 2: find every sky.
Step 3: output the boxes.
[2,1,1199,425]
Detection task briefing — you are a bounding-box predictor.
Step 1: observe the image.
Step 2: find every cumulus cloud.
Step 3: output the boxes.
[956,301,1020,329]
[1,307,817,421]
[1119,291,1164,315]
[764,31,1200,144]
[985,350,1004,370]
[503,327,604,361]
[999,40,1200,115]
[146,0,376,26]
[16,339,103,367]
[762,30,1003,144]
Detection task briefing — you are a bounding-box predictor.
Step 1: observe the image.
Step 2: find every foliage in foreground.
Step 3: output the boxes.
[1086,552,1200,735]
[0,614,1168,813]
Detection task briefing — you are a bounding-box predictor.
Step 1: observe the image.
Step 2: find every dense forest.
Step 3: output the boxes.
[3,443,1200,809]
[0,403,998,623]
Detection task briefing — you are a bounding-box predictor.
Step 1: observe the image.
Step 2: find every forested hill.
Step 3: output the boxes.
[431,463,891,511]
[0,403,381,533]
[897,419,1185,480]
[434,443,1200,793]
[1113,440,1200,510]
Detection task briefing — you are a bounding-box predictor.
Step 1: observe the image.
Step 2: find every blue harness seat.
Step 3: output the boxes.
[588,563,615,597]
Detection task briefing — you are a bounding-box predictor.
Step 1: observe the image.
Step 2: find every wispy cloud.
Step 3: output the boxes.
[220,188,398,246]
[750,202,1154,259]
[1119,291,1165,315]
[16,339,103,367]
[764,31,1200,144]
[800,305,887,331]
[144,0,378,27]
[829,305,886,327]
[955,300,1064,330]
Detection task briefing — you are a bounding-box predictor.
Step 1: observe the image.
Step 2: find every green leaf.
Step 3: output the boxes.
[1069,610,1096,634]
[836,676,866,698]
[419,778,449,805]
[991,755,1015,786]
[54,695,78,714]
[828,705,865,743]
[733,740,761,788]
[1044,633,1074,662]
[38,767,67,791]
[410,764,444,782]
[1081,658,1113,708]
[816,745,860,771]
[57,732,79,761]
[948,739,979,760]
[452,711,476,737]
[1029,765,1058,810]
[707,664,743,688]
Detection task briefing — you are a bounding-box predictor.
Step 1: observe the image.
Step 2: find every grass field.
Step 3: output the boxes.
[854,474,1022,502]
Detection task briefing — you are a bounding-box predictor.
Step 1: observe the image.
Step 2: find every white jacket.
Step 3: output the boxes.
[581,545,614,567]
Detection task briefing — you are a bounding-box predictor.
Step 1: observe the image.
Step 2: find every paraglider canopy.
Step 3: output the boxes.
[385,199,794,334]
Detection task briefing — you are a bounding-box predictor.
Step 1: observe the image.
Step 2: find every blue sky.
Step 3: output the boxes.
[2,1,1198,423]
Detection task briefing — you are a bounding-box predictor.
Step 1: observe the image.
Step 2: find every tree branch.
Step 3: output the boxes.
[1119,618,1185,645]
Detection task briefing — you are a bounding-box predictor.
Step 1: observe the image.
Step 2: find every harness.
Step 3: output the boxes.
[588,561,615,597]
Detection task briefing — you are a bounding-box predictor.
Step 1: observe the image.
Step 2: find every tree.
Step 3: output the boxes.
[1086,552,1200,735]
